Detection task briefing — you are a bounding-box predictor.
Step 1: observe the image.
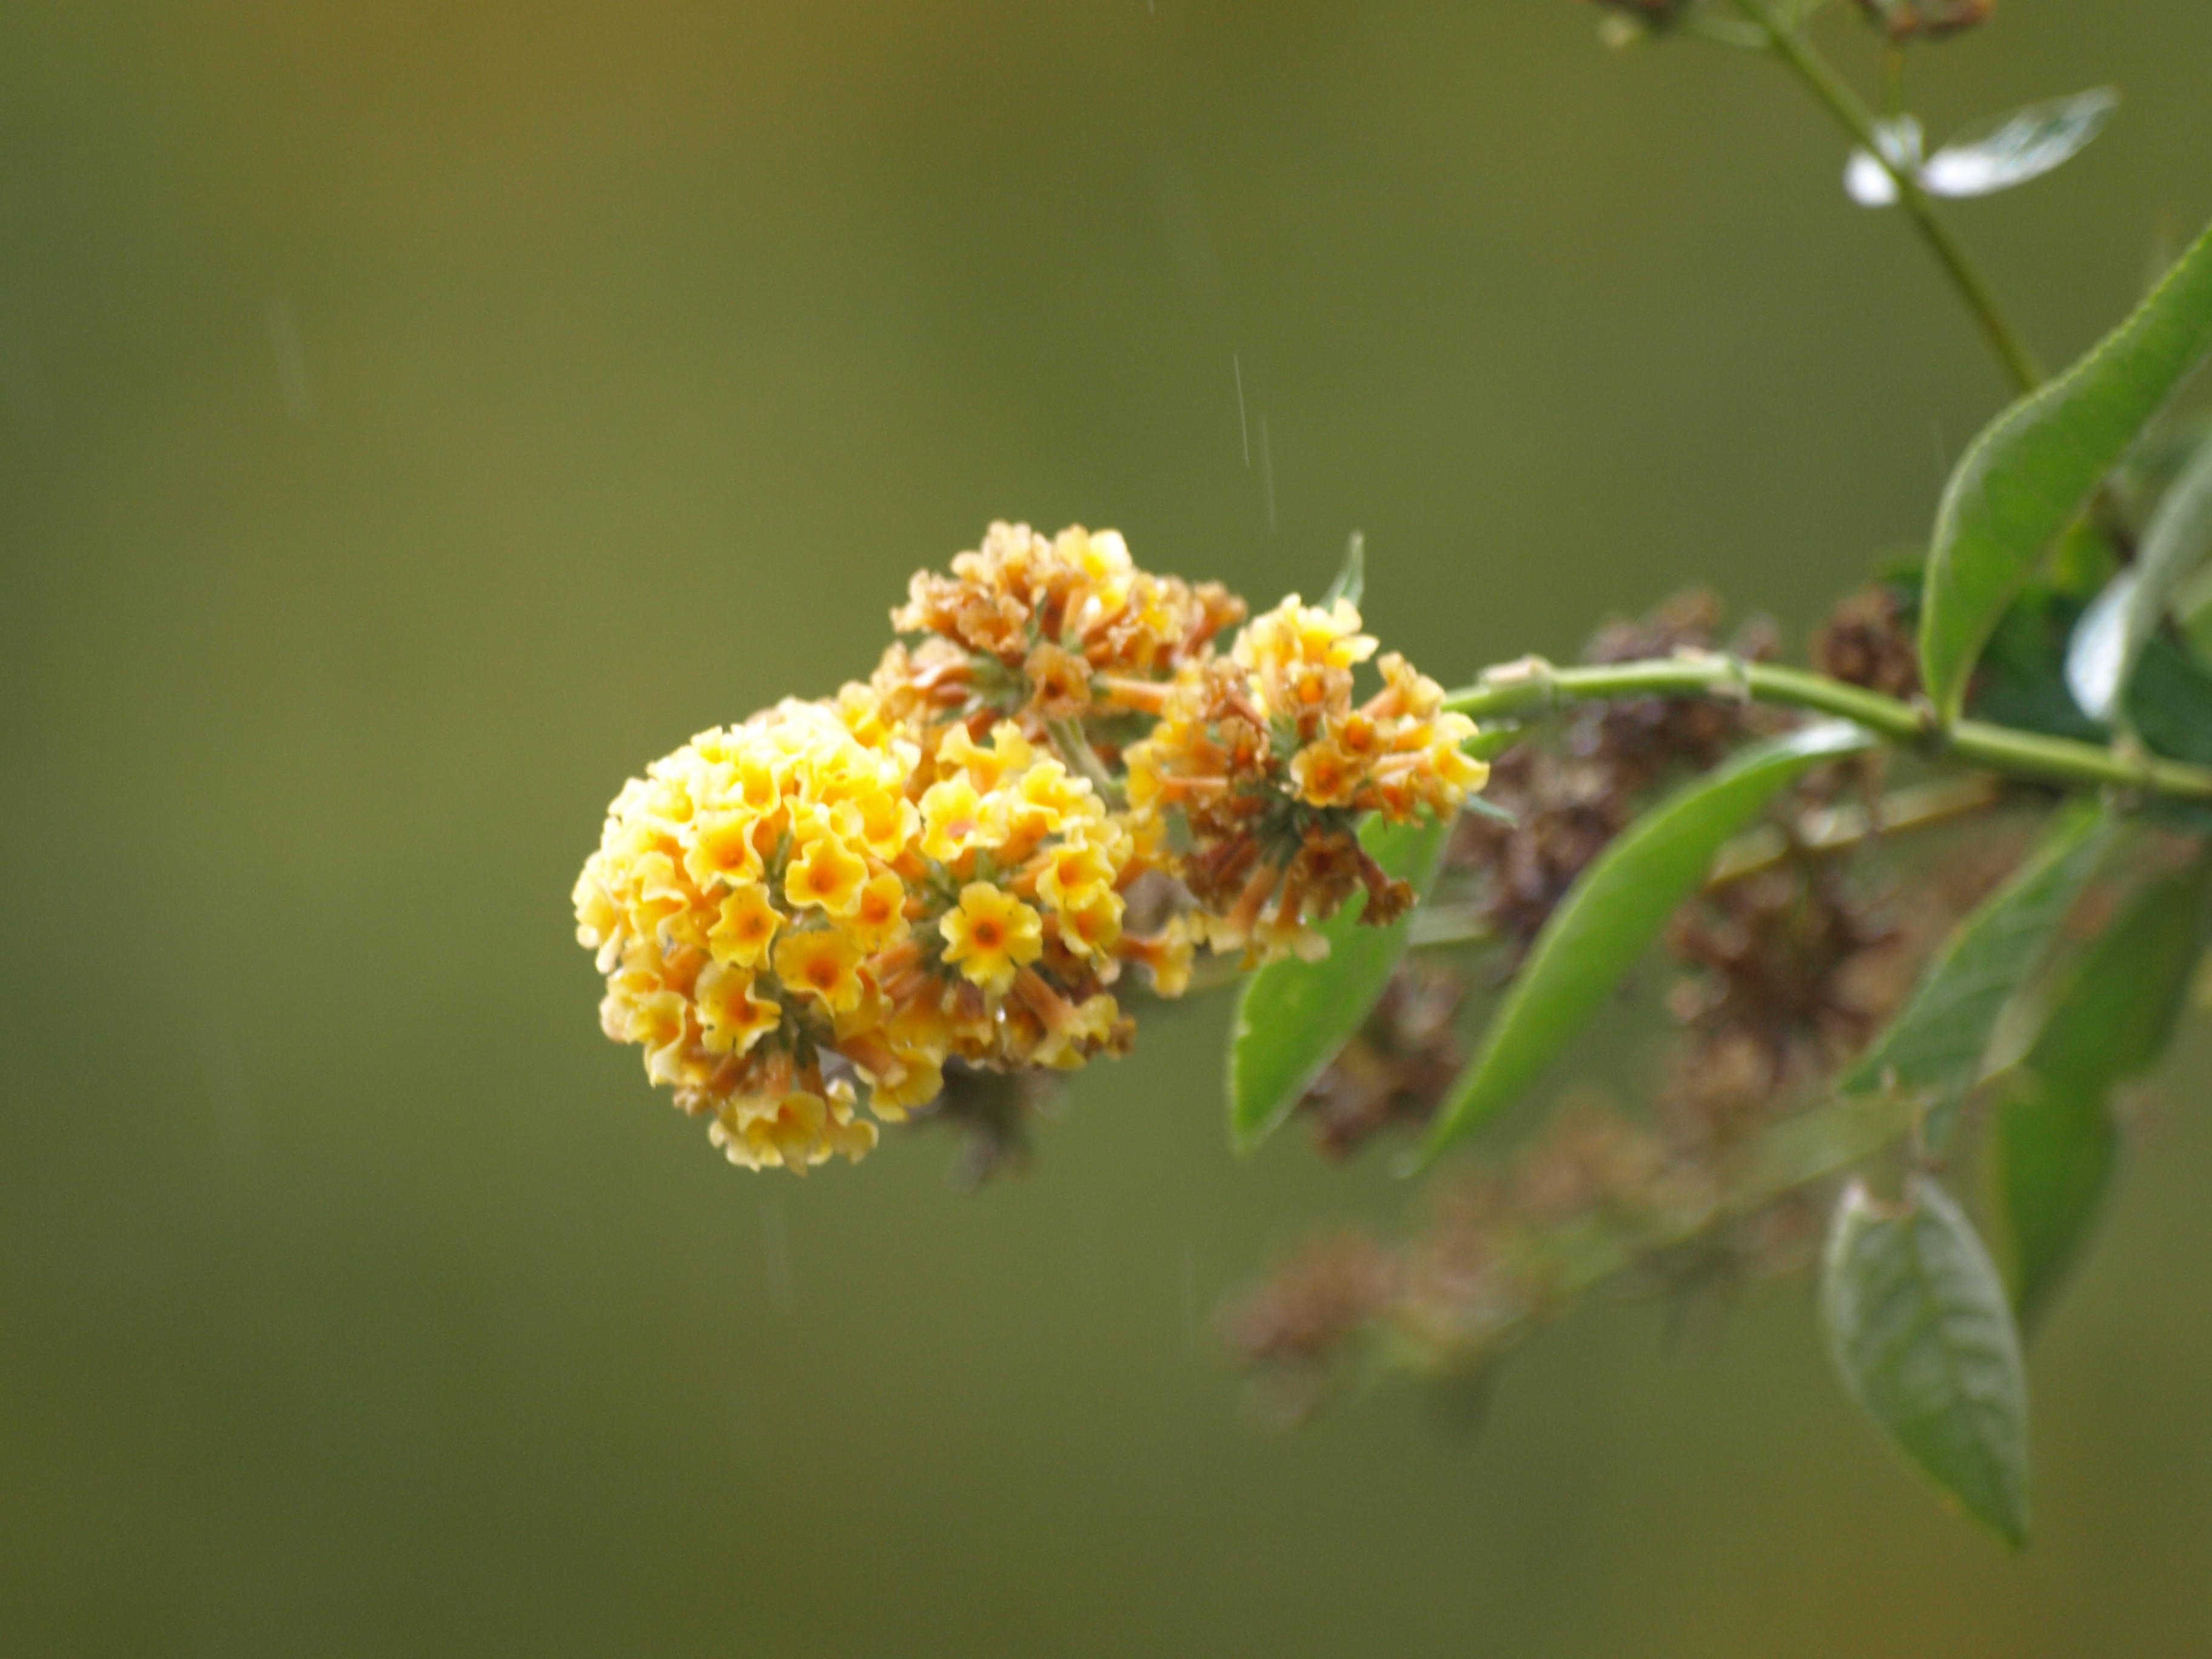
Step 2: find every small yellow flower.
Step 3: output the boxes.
[919,776,996,863]
[732,750,782,813]
[684,810,763,890]
[1426,727,1490,797]
[694,963,782,1056]
[1133,917,1198,998]
[631,851,692,934]
[847,870,911,949]
[707,882,782,967]
[939,882,1044,994]
[939,722,1036,793]
[627,988,694,1085]
[1036,839,1118,914]
[773,927,868,1014]
[783,830,871,917]
[1289,739,1363,808]
[856,1048,944,1122]
[572,865,621,954]
[1003,758,1091,839]
[709,1084,876,1172]
[850,787,920,861]
[1054,890,1125,960]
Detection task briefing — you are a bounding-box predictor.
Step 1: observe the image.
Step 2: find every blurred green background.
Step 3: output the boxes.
[5,2,2210,1653]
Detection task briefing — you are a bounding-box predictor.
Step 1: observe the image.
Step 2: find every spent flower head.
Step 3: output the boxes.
[1124,595,1487,962]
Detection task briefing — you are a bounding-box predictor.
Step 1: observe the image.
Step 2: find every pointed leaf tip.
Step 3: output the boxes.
[1921,210,2212,722]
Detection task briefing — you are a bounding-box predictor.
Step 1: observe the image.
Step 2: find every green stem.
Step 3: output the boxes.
[1047,717,1125,808]
[1444,654,2212,802]
[1409,774,2003,952]
[1730,0,2045,398]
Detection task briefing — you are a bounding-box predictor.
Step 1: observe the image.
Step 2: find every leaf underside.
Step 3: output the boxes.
[1823,1176,2031,1548]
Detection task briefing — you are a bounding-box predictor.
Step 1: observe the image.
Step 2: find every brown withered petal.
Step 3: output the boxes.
[1022,641,1094,720]
[1811,583,1922,701]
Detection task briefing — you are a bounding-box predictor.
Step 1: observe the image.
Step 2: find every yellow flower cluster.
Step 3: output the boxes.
[576,529,1486,1173]
[574,694,1190,1171]
[875,521,1245,735]
[1124,596,1487,961]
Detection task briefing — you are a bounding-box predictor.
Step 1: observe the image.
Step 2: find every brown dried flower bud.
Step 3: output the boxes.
[1811,583,1922,701]
[1453,591,1783,954]
[1218,1233,1401,1426]
[1852,0,1995,41]
[1022,641,1093,720]
[1295,958,1467,1158]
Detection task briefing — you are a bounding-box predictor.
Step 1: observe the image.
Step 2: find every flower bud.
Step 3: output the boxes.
[1851,0,1994,41]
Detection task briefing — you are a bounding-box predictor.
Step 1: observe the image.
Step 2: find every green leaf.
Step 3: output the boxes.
[1419,722,1875,1162]
[1992,1077,2117,1340]
[1822,1175,2030,1548]
[2065,437,2212,723]
[1227,811,1453,1155]
[1969,586,2106,743]
[1842,800,2114,1151]
[1920,213,2212,722]
[1992,852,2212,1328]
[2127,635,2212,768]
[1322,531,1366,610]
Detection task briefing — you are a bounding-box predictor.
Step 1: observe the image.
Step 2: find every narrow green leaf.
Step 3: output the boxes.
[1822,1176,2030,1547]
[1419,722,1875,1162]
[2065,437,2212,722]
[1842,800,2114,1150]
[1322,531,1366,611]
[1227,811,1453,1155]
[1920,213,2212,722]
[1992,852,2212,1327]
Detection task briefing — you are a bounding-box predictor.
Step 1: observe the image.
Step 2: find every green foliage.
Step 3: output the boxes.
[1992,851,2212,1329]
[1919,213,2212,722]
[2128,635,2212,770]
[1970,586,2106,742]
[2181,561,2212,657]
[1822,1176,2031,1548]
[1419,721,1876,1162]
[1227,813,1453,1155]
[2064,437,2212,724]
[1842,802,2114,1151]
